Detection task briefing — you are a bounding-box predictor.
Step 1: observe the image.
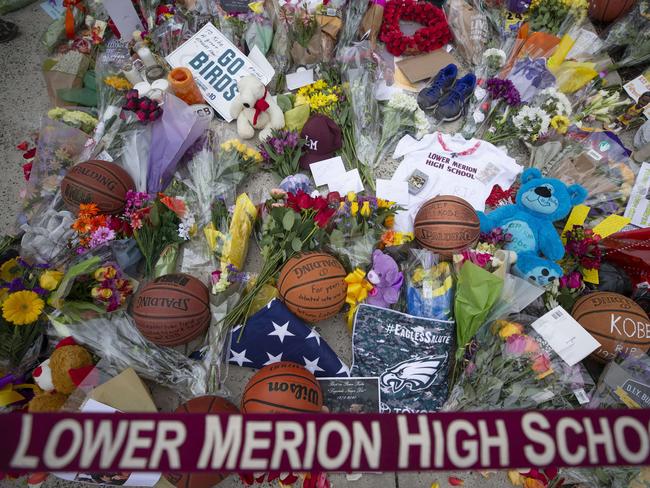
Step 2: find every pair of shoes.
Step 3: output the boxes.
[417,63,477,122]
[0,18,18,43]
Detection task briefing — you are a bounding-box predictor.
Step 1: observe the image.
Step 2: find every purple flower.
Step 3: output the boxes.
[560,271,583,289]
[8,278,25,292]
[32,286,49,296]
[504,334,527,356]
[486,78,521,107]
[89,227,116,248]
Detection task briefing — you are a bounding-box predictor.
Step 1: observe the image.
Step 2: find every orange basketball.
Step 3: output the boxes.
[132,273,210,347]
[164,395,237,488]
[589,0,636,23]
[277,252,347,323]
[413,195,480,256]
[572,292,650,363]
[61,160,135,214]
[241,361,323,413]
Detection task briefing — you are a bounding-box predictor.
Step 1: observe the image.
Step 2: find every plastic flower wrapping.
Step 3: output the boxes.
[443,314,595,412]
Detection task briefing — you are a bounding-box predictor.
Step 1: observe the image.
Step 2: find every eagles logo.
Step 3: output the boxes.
[380,354,448,393]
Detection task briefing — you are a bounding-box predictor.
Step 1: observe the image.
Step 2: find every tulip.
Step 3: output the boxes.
[39,270,64,291]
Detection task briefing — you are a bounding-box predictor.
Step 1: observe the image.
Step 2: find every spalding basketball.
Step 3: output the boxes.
[589,0,636,23]
[572,291,650,363]
[277,252,347,323]
[241,361,323,413]
[413,195,480,256]
[132,273,210,347]
[164,395,237,488]
[61,160,135,214]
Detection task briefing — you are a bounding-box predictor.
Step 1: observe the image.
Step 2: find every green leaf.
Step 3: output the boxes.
[283,211,295,231]
[291,237,302,252]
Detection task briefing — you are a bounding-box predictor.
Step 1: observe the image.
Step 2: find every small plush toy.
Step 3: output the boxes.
[478,168,587,286]
[229,75,284,141]
[28,337,94,412]
[366,250,404,308]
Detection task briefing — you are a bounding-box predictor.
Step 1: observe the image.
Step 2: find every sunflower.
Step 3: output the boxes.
[2,290,45,325]
[0,258,21,282]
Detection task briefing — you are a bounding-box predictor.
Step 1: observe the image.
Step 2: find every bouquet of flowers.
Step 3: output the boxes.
[123,191,192,277]
[544,224,602,310]
[327,192,400,270]
[444,314,595,411]
[0,256,57,369]
[526,0,587,35]
[405,249,455,321]
[453,227,514,275]
[221,189,335,332]
[258,129,304,179]
[70,203,133,254]
[281,4,321,66]
[216,138,263,189]
[48,256,135,322]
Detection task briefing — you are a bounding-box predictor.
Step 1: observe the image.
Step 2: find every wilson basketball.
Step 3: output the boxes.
[589,0,636,23]
[132,273,210,347]
[241,361,323,413]
[277,252,347,323]
[164,395,237,488]
[572,292,650,363]
[413,195,480,256]
[61,160,135,214]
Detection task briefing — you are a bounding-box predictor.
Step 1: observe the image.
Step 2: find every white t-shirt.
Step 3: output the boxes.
[391,132,522,232]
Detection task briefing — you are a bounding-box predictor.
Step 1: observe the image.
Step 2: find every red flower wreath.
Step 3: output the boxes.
[379,0,453,56]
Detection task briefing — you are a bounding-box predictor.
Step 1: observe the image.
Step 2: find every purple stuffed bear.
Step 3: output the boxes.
[366,250,403,308]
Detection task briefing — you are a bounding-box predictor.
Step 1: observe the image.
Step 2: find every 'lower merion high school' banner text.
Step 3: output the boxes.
[4,410,650,472]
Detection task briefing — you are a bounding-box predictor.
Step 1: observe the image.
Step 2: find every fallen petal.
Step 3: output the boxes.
[448,476,464,486]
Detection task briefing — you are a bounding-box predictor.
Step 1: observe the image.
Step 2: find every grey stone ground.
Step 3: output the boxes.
[0,6,539,488]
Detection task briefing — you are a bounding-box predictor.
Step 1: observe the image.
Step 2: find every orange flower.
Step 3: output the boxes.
[531,354,553,376]
[384,215,395,229]
[79,203,100,216]
[159,194,187,218]
[381,230,396,246]
[523,478,545,488]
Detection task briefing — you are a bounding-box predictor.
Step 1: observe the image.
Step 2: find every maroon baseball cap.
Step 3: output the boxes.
[299,114,343,169]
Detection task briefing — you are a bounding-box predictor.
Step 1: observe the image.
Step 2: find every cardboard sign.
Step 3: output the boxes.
[165,23,274,121]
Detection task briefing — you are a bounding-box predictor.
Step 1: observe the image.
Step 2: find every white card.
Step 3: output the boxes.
[286,69,315,91]
[248,45,276,81]
[102,0,144,39]
[531,306,601,366]
[310,156,346,187]
[624,162,650,228]
[329,168,364,194]
[376,179,409,205]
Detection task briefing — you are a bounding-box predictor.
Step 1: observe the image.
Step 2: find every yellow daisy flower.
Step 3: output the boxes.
[2,290,45,325]
[0,258,20,282]
[550,115,570,134]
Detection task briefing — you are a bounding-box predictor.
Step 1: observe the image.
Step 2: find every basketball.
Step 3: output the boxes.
[589,0,636,23]
[277,252,347,323]
[413,195,480,256]
[164,395,237,488]
[572,291,650,363]
[61,160,135,214]
[241,361,323,413]
[132,273,211,347]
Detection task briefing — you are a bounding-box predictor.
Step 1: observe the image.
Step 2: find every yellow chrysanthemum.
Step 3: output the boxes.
[0,258,20,282]
[550,115,570,134]
[2,290,44,325]
[104,76,132,91]
[412,268,425,283]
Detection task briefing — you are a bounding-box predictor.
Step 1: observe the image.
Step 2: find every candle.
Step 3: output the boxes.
[137,46,157,68]
[168,67,204,105]
[122,65,142,84]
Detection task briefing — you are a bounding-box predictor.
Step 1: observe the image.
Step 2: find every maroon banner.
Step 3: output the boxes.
[3,410,650,473]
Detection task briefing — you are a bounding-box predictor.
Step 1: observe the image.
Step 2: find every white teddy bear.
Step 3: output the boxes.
[229,75,284,141]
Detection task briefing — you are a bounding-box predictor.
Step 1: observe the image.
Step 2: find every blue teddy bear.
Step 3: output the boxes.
[478,168,588,286]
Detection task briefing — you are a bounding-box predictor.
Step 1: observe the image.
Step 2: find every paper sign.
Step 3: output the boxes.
[286,69,315,91]
[531,306,600,366]
[376,179,409,205]
[624,162,650,228]
[310,156,346,187]
[41,0,64,19]
[102,0,144,39]
[592,214,631,238]
[166,23,274,121]
[624,75,650,103]
[329,168,364,194]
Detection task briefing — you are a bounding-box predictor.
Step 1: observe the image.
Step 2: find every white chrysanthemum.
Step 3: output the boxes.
[388,92,419,111]
[512,105,551,140]
[178,214,195,241]
[482,48,507,69]
[538,87,573,117]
